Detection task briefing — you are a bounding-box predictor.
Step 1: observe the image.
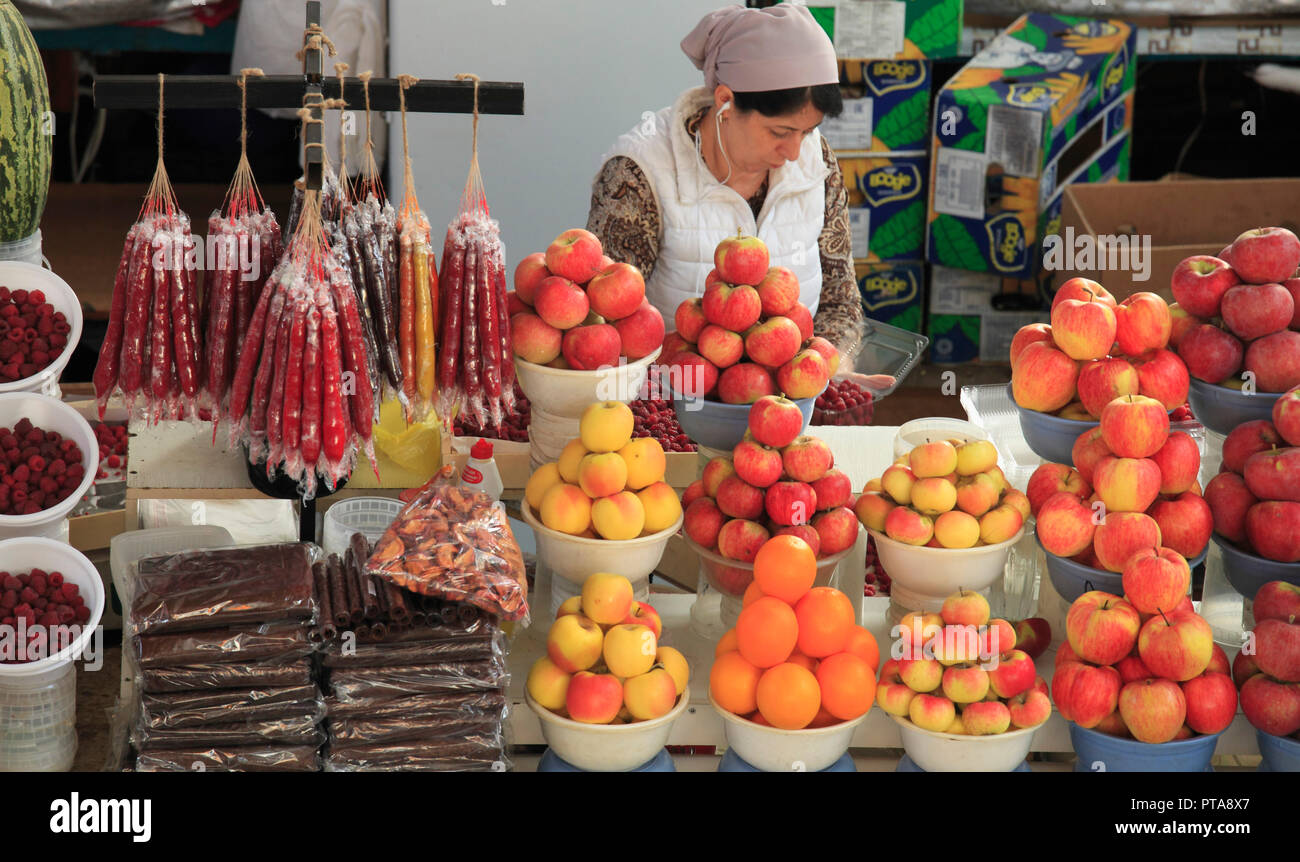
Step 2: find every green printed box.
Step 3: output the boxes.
[857,260,925,334]
[792,0,964,61]
[926,13,1137,278]
[926,265,1048,363]
[823,59,930,152]
[841,153,928,262]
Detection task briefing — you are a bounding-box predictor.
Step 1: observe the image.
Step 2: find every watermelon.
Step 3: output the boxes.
[0,0,52,242]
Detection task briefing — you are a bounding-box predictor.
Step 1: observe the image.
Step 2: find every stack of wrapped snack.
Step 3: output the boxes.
[126,543,327,772]
[320,466,528,772]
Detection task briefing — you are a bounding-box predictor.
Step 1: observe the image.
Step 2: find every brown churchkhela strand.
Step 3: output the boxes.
[342,547,364,625]
[327,554,351,629]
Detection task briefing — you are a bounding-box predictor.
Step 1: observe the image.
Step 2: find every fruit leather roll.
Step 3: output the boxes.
[134,712,326,750]
[324,690,507,719]
[142,685,323,729]
[141,657,313,693]
[134,621,315,668]
[135,746,322,772]
[324,740,507,772]
[131,544,316,636]
[326,715,503,745]
[320,632,503,668]
[325,660,508,701]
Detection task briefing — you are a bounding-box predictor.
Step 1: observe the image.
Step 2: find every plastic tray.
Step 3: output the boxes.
[848,318,928,399]
[959,383,1041,491]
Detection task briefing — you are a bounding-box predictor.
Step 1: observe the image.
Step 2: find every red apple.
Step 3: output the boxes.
[1094,456,1161,514]
[732,439,784,489]
[1170,255,1239,318]
[1051,277,1116,310]
[714,233,770,286]
[1010,323,1054,368]
[702,282,762,333]
[775,524,821,557]
[1243,447,1300,502]
[1117,654,1155,685]
[811,506,860,556]
[511,312,563,364]
[1284,278,1300,329]
[755,267,799,316]
[1122,547,1190,616]
[716,362,776,404]
[1146,492,1213,560]
[683,497,726,548]
[1254,581,1300,623]
[534,276,590,330]
[765,480,817,527]
[1273,386,1300,446]
[1177,324,1243,385]
[1150,431,1200,495]
[1167,303,1203,349]
[776,349,830,399]
[545,228,604,284]
[1227,226,1300,285]
[1011,618,1052,659]
[810,469,853,511]
[667,351,719,400]
[613,301,665,360]
[748,395,804,449]
[1027,462,1090,516]
[803,336,840,377]
[1036,492,1097,557]
[1223,420,1282,474]
[1052,296,1117,361]
[586,262,646,321]
[1072,427,1113,485]
[1115,292,1172,357]
[1138,606,1213,682]
[513,252,550,304]
[1203,472,1257,545]
[1254,616,1300,682]
[562,323,622,370]
[674,298,709,342]
[1119,678,1187,743]
[1221,282,1295,340]
[1100,394,1169,459]
[744,316,802,368]
[697,324,745,369]
[1233,650,1259,687]
[1239,673,1300,737]
[784,302,814,342]
[1055,662,1122,728]
[1094,512,1163,572]
[1131,348,1190,412]
[1011,341,1080,413]
[1077,358,1140,418]
[1244,330,1300,393]
[1066,590,1141,666]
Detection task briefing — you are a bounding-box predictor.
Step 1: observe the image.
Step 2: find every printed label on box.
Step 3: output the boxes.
[932,148,986,220]
[986,105,1044,177]
[821,97,874,151]
[928,268,1003,315]
[861,161,923,207]
[849,209,871,256]
[832,0,906,59]
[980,311,1050,363]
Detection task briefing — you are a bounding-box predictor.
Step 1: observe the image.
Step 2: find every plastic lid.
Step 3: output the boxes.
[471,438,494,459]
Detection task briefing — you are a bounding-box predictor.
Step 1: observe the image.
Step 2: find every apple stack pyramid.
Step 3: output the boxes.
[1232,581,1300,741]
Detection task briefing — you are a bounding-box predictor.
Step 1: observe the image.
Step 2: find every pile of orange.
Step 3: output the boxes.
[709,535,880,729]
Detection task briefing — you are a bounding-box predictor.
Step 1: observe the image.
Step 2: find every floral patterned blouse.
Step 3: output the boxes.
[586,106,864,354]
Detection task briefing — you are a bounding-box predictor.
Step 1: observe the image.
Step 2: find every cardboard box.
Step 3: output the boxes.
[926,13,1136,278]
[926,265,1048,363]
[857,260,925,333]
[796,0,964,61]
[842,152,928,262]
[825,59,931,152]
[1053,178,1300,303]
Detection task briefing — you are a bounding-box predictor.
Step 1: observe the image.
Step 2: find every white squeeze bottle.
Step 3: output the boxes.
[461,438,503,502]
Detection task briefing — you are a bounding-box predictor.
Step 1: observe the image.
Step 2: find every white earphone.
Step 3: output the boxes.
[720,99,732,114]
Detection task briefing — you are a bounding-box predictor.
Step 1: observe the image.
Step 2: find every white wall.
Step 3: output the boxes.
[388,0,723,264]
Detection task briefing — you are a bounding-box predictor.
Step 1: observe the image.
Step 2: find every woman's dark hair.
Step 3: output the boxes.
[733,84,843,119]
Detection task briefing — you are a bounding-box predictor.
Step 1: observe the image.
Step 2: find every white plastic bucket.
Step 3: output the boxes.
[0,392,98,540]
[0,230,43,267]
[0,261,83,397]
[322,496,404,558]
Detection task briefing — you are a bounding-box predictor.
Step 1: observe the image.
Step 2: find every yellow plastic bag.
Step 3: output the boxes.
[350,398,442,488]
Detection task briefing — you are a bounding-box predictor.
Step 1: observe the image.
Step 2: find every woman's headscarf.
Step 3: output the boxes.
[681,4,839,93]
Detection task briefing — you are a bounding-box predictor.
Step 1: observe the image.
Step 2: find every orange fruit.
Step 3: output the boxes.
[714,627,738,657]
[843,625,880,672]
[816,652,877,721]
[747,710,772,727]
[755,663,821,730]
[808,705,842,728]
[742,580,765,607]
[786,649,819,674]
[736,597,798,668]
[753,535,817,604]
[793,587,855,658]
[710,650,762,715]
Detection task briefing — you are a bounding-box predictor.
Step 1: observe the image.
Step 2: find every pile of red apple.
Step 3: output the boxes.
[681,395,858,571]
[1011,278,1190,419]
[1053,590,1237,743]
[876,591,1052,736]
[1170,227,1300,393]
[509,229,666,369]
[1203,386,1300,562]
[1232,581,1300,740]
[1031,392,1211,567]
[661,233,839,404]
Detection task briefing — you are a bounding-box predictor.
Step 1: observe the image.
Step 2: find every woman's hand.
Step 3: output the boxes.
[839,372,896,395]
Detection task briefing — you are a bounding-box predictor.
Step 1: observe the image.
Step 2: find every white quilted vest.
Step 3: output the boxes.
[601,87,827,325]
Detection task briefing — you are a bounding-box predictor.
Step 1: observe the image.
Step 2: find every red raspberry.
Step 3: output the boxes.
[0,590,16,609]
[74,605,90,623]
[47,571,62,587]
[28,574,45,595]
[19,586,37,603]
[62,583,78,599]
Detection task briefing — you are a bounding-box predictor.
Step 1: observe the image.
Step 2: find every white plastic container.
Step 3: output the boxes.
[109,526,235,614]
[526,688,690,771]
[460,438,503,502]
[868,526,1025,616]
[0,261,83,398]
[0,537,107,772]
[891,714,1038,772]
[893,417,990,458]
[0,392,98,540]
[711,694,870,772]
[321,497,405,559]
[513,348,661,419]
[0,230,43,267]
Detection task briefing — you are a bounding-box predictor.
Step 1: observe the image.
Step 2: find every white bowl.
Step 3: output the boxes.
[867,526,1023,614]
[0,263,83,397]
[526,687,689,771]
[514,348,661,419]
[890,713,1038,772]
[520,500,682,589]
[0,393,98,540]
[0,537,106,681]
[893,418,990,459]
[685,534,855,598]
[711,693,868,772]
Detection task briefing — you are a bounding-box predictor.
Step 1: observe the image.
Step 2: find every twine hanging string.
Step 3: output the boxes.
[396,74,422,224]
[334,62,351,193]
[224,67,267,219]
[357,70,384,202]
[294,103,331,277]
[141,73,179,221]
[453,73,487,216]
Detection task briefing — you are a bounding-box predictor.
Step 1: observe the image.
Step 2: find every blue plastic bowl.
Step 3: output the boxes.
[1041,536,1208,603]
[1255,729,1300,772]
[672,390,817,452]
[1213,534,1300,600]
[1070,723,1224,772]
[1007,382,1097,465]
[1187,378,1280,437]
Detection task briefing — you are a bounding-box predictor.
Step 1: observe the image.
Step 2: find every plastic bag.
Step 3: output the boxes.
[324,740,507,772]
[365,465,527,621]
[324,691,506,719]
[135,712,325,750]
[142,685,323,729]
[321,632,503,668]
[135,745,321,773]
[130,544,317,636]
[327,717,503,746]
[141,657,314,693]
[134,621,313,668]
[326,660,507,702]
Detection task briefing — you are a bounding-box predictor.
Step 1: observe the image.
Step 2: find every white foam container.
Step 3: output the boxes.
[514,349,661,419]
[0,262,83,398]
[321,496,404,558]
[711,693,870,772]
[868,526,1024,614]
[526,688,689,771]
[891,714,1038,772]
[0,392,98,540]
